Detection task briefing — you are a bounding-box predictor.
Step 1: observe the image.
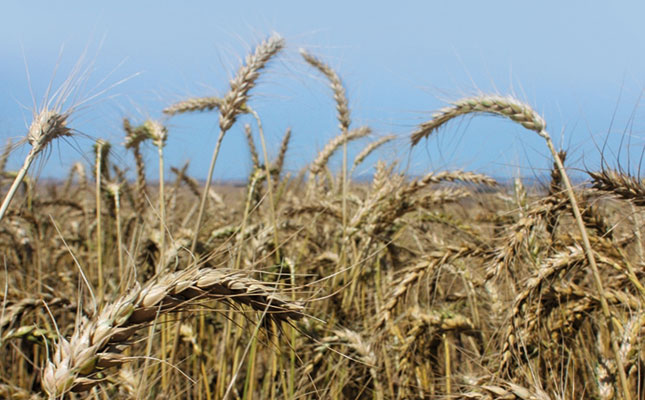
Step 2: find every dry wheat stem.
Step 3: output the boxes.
[350,135,396,176]
[42,267,303,397]
[93,139,110,301]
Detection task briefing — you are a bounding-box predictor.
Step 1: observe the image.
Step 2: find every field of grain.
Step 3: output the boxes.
[1,34,644,400]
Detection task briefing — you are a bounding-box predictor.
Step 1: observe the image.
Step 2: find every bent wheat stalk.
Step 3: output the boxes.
[410,94,632,400]
[42,267,303,397]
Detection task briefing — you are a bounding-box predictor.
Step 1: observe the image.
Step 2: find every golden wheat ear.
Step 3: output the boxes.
[42,267,303,396]
[0,110,72,223]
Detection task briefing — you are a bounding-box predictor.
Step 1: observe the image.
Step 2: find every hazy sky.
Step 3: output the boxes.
[1,1,644,180]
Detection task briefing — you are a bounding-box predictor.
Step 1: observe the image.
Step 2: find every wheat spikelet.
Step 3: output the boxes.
[285,201,343,220]
[410,95,546,145]
[163,96,224,116]
[326,328,383,400]
[376,248,470,330]
[403,170,497,196]
[219,34,284,132]
[244,123,261,171]
[589,168,645,206]
[350,135,396,175]
[499,245,585,372]
[27,110,73,155]
[42,267,303,396]
[143,119,167,149]
[0,296,67,333]
[0,138,12,174]
[124,119,148,216]
[300,50,351,132]
[486,197,568,280]
[0,383,40,400]
[548,150,567,197]
[273,127,292,181]
[396,306,476,396]
[309,126,371,176]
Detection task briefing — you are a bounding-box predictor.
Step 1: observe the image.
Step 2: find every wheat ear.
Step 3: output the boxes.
[42,267,303,397]
[163,96,223,116]
[0,111,71,222]
[0,138,12,175]
[588,168,645,206]
[191,34,284,254]
[410,94,632,400]
[350,135,396,175]
[309,126,371,177]
[301,49,352,237]
[123,118,150,216]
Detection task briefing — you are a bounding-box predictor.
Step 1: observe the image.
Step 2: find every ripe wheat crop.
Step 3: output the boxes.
[0,34,644,400]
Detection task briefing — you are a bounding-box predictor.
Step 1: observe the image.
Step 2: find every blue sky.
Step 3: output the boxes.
[1,1,644,181]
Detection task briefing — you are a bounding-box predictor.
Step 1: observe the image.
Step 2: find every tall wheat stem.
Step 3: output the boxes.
[190,129,225,255]
[544,135,631,400]
[95,146,104,301]
[249,108,280,263]
[0,150,36,222]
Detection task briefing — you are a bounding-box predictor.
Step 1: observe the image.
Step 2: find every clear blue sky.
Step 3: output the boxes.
[1,1,644,181]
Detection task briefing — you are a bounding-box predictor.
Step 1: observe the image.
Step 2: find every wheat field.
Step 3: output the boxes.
[1,33,644,400]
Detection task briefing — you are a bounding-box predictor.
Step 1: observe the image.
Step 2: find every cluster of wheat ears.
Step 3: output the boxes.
[0,33,644,400]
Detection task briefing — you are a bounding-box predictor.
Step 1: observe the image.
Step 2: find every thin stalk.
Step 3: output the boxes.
[157,143,166,274]
[342,126,348,238]
[113,186,124,294]
[235,171,260,270]
[0,148,36,223]
[544,134,631,400]
[249,108,280,263]
[158,142,169,391]
[95,149,104,301]
[631,203,643,263]
[444,333,451,395]
[242,336,258,400]
[191,129,226,256]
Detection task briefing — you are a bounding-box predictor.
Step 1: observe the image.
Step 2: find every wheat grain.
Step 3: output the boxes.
[42,267,303,396]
